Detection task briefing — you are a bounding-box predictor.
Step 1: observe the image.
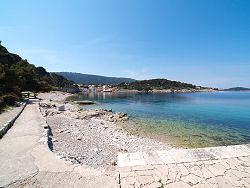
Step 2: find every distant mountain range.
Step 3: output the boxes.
[224,87,250,91]
[53,72,136,85]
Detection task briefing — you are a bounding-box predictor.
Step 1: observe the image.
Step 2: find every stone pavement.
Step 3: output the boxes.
[118,145,250,187]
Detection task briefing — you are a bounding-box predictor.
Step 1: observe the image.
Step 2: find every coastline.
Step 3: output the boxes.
[38,91,172,168]
[64,90,250,149]
[118,88,220,93]
[38,91,250,168]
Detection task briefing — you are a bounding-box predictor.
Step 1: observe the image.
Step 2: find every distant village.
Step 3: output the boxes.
[72,84,220,94]
[74,84,118,93]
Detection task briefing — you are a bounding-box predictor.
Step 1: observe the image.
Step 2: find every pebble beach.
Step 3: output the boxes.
[38,92,171,168]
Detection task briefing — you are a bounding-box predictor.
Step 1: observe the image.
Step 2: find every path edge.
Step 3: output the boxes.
[0,101,28,139]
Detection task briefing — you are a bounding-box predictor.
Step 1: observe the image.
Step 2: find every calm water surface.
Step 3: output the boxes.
[71,92,250,148]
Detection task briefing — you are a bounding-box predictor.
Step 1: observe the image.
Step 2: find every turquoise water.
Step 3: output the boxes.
[71,92,250,148]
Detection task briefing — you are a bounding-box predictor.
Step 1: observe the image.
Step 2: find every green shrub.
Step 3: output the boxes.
[0,96,4,108]
[3,93,19,105]
[0,43,75,98]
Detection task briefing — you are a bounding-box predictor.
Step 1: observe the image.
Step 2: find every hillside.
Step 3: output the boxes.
[224,87,250,91]
[118,78,198,91]
[0,44,75,109]
[53,72,136,85]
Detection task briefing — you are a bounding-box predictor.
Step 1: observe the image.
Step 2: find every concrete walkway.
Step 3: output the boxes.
[118,145,250,187]
[0,100,118,188]
[0,104,24,130]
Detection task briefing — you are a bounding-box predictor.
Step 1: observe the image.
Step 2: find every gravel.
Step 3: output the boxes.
[38,92,172,168]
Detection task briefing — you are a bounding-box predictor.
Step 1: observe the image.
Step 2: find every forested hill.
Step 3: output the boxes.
[0,44,75,109]
[118,79,198,91]
[224,87,250,91]
[53,72,136,85]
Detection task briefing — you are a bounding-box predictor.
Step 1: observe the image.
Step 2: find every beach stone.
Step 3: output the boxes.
[58,105,65,111]
[116,112,126,118]
[122,116,129,121]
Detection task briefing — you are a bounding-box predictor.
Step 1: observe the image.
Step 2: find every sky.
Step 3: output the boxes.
[0,0,250,88]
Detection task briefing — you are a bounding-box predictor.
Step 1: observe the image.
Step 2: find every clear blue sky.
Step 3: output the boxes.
[1,0,250,88]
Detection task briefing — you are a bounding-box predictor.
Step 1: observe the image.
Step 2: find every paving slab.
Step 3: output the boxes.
[142,151,164,165]
[118,145,250,187]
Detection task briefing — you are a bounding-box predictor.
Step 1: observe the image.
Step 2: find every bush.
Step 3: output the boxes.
[38,81,52,92]
[0,96,4,109]
[3,93,19,105]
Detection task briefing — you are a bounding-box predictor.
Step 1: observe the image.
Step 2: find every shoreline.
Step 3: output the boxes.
[117,88,220,93]
[64,91,250,149]
[37,91,250,168]
[38,91,172,168]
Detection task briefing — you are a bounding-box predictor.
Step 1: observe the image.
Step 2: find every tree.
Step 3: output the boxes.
[0,43,76,110]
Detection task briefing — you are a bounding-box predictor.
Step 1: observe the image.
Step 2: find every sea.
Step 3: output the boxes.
[70,91,250,148]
